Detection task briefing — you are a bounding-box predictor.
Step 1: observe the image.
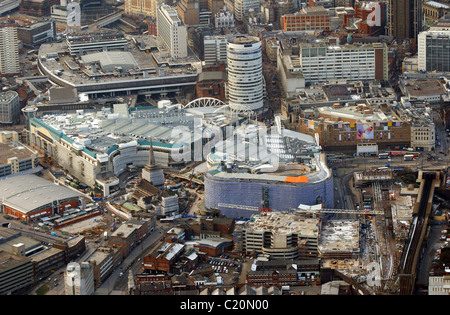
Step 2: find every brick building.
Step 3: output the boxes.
[20,0,61,16]
[195,65,227,101]
[343,1,386,36]
[108,218,153,258]
[280,6,331,32]
[0,174,83,222]
[142,239,198,274]
[298,103,411,151]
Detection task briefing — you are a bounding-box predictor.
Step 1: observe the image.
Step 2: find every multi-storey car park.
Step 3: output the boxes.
[37,31,200,99]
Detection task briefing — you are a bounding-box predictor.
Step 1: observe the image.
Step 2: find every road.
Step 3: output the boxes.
[95,225,166,295]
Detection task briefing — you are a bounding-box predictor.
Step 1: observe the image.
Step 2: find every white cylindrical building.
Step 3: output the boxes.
[227,36,264,111]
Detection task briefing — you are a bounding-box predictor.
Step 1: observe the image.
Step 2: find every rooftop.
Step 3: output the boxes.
[318,220,360,254]
[0,174,83,214]
[0,141,37,166]
[244,211,320,238]
[37,34,200,88]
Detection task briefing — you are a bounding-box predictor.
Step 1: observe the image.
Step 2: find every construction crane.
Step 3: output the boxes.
[217,203,384,216]
[293,206,384,216]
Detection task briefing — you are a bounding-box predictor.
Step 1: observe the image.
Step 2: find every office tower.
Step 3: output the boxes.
[125,0,164,19]
[227,36,264,111]
[234,0,260,21]
[157,4,188,58]
[209,0,224,15]
[418,29,450,72]
[0,23,19,76]
[389,0,422,40]
[177,0,200,25]
[298,41,388,84]
[0,91,20,124]
[204,35,228,66]
[65,262,95,295]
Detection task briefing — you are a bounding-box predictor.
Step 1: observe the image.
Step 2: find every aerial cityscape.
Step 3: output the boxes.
[0,0,450,299]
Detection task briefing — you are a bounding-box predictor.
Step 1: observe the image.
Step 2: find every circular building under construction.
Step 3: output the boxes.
[204,125,334,218]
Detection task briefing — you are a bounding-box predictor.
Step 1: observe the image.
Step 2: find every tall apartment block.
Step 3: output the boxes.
[227,36,263,111]
[418,29,450,72]
[157,4,188,58]
[0,23,20,76]
[299,41,388,84]
[389,0,422,40]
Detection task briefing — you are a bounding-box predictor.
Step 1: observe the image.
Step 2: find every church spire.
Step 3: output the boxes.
[149,137,156,166]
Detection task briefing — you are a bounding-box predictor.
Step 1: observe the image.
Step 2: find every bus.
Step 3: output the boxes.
[378,153,389,159]
[404,154,415,161]
[160,217,175,223]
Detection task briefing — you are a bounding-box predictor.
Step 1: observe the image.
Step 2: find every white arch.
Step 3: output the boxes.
[183,97,226,109]
[213,104,255,119]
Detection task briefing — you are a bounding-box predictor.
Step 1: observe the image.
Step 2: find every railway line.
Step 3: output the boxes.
[398,171,440,295]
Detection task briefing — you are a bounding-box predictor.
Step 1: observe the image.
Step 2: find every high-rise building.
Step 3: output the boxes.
[0,91,20,124]
[0,23,19,76]
[389,0,422,40]
[418,29,450,72]
[298,41,388,84]
[209,0,224,15]
[177,0,200,25]
[234,0,260,21]
[125,0,164,19]
[204,35,228,66]
[157,4,188,58]
[65,262,95,295]
[280,6,331,32]
[226,36,264,111]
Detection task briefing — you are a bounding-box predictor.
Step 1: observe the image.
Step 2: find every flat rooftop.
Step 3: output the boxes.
[38,35,200,87]
[402,79,447,97]
[245,212,320,238]
[0,142,36,166]
[0,174,83,214]
[316,105,398,123]
[0,249,32,272]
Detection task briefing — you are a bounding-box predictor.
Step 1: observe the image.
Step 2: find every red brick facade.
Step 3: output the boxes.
[4,199,78,222]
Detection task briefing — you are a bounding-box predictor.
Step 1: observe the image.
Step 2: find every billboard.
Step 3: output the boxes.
[356,123,374,140]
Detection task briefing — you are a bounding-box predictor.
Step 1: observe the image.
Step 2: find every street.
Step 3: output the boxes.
[95,226,166,294]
